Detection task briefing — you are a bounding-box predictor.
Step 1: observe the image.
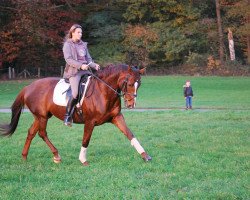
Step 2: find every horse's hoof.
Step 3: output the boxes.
[82,161,89,166]
[53,156,61,164]
[64,120,72,127]
[143,155,152,162]
[141,152,152,162]
[22,156,27,161]
[22,155,27,161]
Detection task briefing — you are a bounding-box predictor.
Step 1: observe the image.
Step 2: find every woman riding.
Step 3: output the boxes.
[63,24,100,126]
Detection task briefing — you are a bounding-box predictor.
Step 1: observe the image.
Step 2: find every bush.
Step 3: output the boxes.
[185,52,207,67]
[223,59,250,76]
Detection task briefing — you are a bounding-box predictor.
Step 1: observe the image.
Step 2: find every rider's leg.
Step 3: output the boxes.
[64,96,78,126]
[64,74,81,126]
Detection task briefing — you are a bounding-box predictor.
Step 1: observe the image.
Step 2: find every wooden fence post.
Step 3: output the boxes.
[12,68,15,79]
[61,66,64,77]
[38,68,40,78]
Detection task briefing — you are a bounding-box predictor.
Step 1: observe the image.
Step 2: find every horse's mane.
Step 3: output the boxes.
[96,64,128,79]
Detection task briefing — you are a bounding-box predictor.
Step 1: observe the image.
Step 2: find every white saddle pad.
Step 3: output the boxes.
[53,77,91,107]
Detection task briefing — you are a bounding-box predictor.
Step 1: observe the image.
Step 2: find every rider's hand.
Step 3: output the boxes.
[81,64,88,70]
[95,64,100,71]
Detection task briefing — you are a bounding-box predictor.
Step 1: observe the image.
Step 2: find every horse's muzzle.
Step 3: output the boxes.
[125,100,135,109]
[127,105,134,109]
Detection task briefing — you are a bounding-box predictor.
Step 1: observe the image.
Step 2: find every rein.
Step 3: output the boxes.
[88,67,128,97]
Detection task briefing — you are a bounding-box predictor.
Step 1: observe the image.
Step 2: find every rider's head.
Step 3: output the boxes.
[64,24,82,42]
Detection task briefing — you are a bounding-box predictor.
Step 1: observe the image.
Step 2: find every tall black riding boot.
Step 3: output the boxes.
[64,96,77,127]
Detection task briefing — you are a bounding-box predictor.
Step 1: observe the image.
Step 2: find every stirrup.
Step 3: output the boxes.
[64,116,73,127]
[76,107,82,115]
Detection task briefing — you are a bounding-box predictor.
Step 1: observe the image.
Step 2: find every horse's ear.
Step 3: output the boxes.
[139,67,146,75]
[128,65,133,73]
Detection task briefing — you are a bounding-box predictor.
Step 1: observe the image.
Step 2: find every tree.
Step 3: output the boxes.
[1,0,249,76]
[83,1,126,64]
[0,0,86,73]
[226,0,250,64]
[123,24,158,67]
[215,0,225,64]
[120,0,202,67]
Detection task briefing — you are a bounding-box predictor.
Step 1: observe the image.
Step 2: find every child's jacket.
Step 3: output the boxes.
[184,86,193,97]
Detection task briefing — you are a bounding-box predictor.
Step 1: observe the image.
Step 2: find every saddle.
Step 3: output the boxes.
[53,75,91,107]
[64,75,89,102]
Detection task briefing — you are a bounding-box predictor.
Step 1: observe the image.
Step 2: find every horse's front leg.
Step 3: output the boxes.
[79,121,95,166]
[112,113,152,162]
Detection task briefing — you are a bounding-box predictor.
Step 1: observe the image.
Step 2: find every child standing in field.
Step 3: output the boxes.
[183,80,194,110]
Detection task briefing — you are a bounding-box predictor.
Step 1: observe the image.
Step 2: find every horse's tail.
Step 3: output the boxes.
[0,88,25,137]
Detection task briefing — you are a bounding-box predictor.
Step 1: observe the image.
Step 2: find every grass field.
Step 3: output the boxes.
[0,76,249,199]
[0,76,250,109]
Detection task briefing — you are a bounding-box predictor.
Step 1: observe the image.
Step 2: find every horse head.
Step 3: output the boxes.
[118,66,146,109]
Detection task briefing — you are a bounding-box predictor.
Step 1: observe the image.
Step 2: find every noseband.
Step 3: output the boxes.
[120,75,139,102]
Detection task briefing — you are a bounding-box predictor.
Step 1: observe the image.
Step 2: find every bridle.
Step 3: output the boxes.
[120,75,140,102]
[88,69,139,102]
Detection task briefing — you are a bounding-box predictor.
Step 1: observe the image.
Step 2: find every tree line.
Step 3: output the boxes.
[0,0,250,77]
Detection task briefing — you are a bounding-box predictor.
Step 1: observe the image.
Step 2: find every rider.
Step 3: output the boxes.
[63,24,100,126]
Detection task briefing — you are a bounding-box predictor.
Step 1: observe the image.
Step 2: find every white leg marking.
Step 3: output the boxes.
[131,138,145,154]
[79,146,87,163]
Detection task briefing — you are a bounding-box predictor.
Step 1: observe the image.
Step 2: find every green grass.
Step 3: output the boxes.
[0,76,250,199]
[0,76,250,109]
[138,76,250,109]
[0,79,34,108]
[0,110,249,199]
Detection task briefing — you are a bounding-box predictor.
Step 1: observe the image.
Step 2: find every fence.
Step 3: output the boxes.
[0,66,65,79]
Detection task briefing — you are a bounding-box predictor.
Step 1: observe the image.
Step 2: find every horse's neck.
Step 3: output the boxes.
[99,73,120,91]
[91,73,121,108]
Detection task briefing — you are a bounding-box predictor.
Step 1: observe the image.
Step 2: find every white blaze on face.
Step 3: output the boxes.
[134,81,138,107]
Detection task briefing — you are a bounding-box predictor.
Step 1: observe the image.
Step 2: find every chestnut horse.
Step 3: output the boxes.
[0,64,151,165]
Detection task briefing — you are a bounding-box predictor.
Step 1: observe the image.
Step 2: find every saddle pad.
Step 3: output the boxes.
[53,77,91,107]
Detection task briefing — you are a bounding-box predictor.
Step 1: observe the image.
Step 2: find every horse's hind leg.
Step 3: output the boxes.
[38,117,61,163]
[22,118,39,160]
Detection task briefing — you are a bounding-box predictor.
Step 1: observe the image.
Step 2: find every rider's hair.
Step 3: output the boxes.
[64,24,82,42]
